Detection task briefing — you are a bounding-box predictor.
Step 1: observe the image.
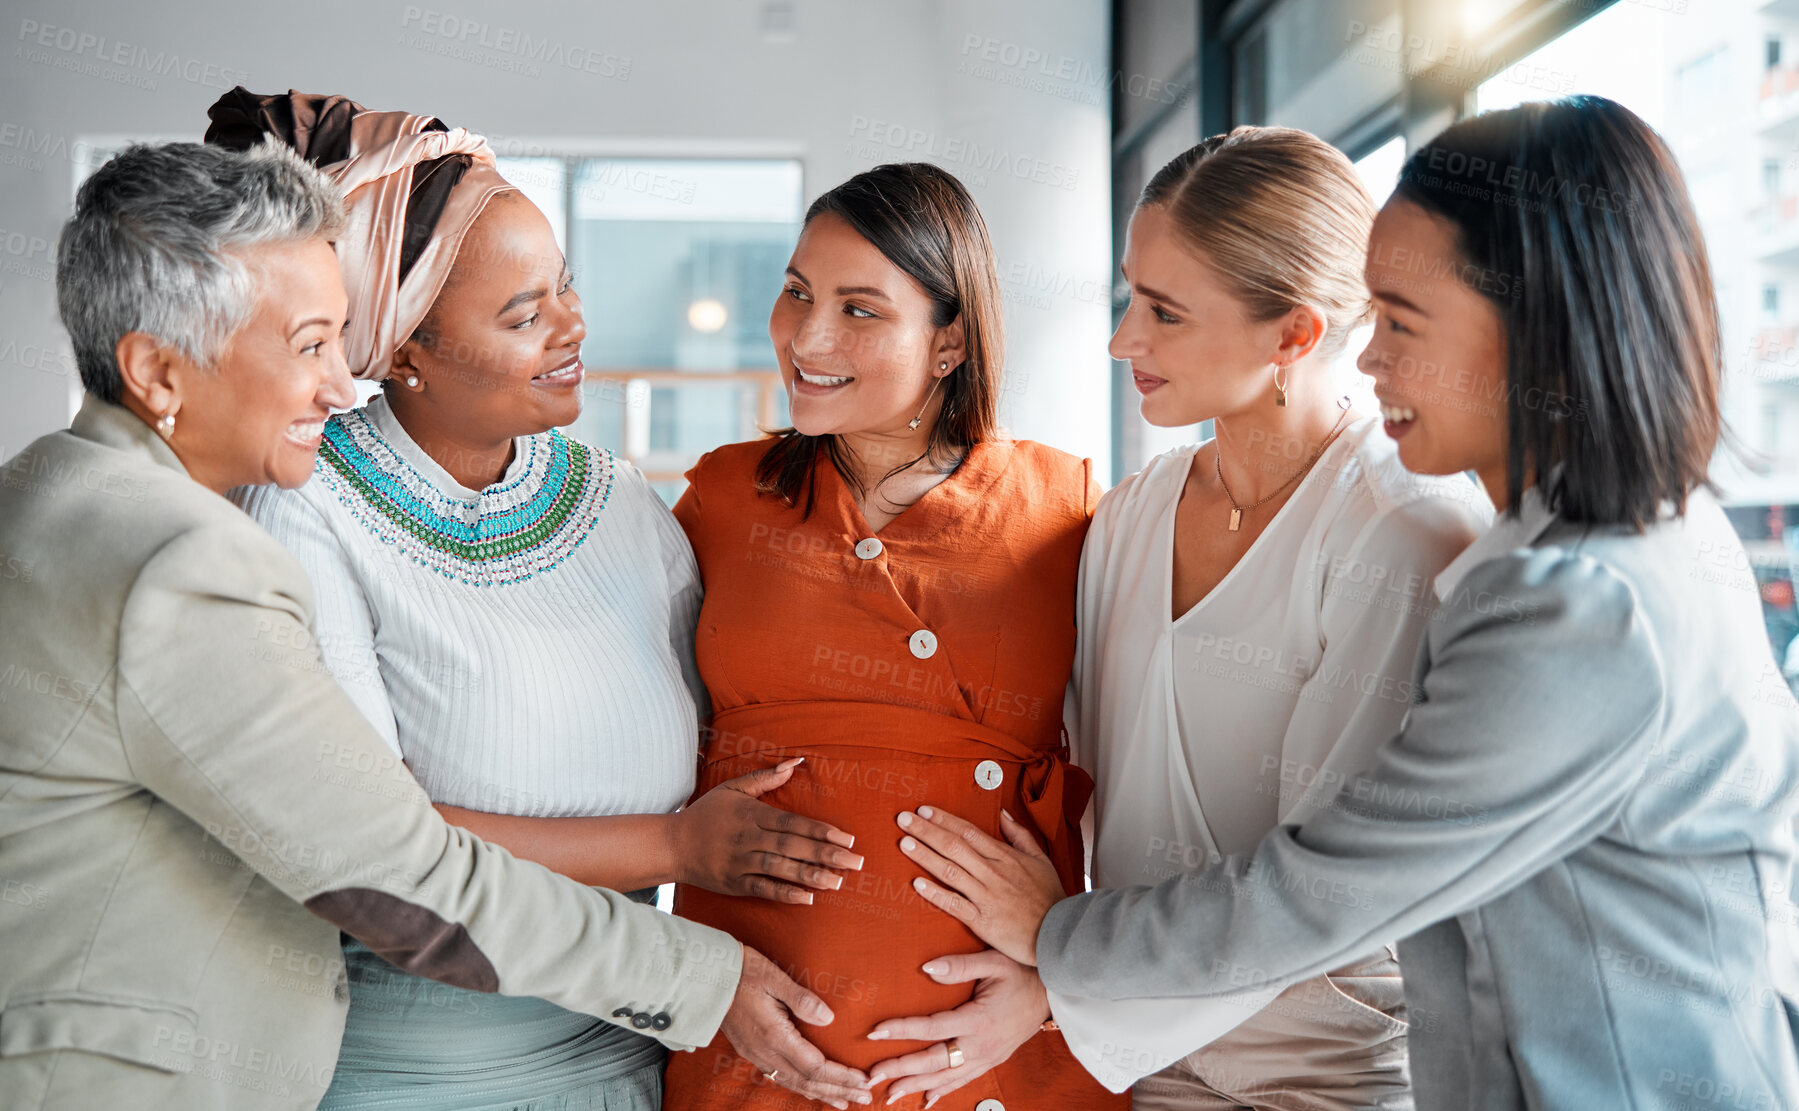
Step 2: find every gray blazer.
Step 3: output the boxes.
[0,399,744,1111]
[1039,487,1799,1110]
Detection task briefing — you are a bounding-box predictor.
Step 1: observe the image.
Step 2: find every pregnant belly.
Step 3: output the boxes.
[676,742,1012,1070]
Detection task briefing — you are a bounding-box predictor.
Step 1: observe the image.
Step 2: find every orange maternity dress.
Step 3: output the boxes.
[662,436,1126,1111]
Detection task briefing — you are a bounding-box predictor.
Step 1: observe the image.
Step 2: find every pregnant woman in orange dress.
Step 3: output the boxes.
[662,164,1124,1111]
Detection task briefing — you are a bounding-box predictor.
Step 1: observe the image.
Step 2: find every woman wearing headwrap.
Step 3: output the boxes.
[209,90,875,1111]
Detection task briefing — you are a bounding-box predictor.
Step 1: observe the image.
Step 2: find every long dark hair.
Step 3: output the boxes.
[755,163,1003,515]
[1394,96,1721,529]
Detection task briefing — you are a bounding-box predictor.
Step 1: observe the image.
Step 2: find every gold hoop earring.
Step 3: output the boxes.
[1273,364,1289,407]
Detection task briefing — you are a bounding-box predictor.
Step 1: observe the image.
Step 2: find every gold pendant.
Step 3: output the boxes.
[1228,508,1242,531]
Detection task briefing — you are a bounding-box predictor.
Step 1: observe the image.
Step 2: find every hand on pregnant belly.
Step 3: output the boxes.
[674,757,867,901]
[899,806,1064,966]
[724,943,876,1108]
[865,949,1051,1106]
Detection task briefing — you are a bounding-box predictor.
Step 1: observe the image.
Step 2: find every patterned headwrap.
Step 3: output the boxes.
[205,87,515,381]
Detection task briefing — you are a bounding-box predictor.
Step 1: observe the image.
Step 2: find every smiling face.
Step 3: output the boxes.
[1108,204,1298,428]
[768,211,961,439]
[390,191,586,442]
[1358,198,1509,494]
[170,236,354,490]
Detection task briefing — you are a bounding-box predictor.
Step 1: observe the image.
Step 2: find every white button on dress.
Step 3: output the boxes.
[908,629,937,659]
[975,1100,1005,1111]
[855,537,883,560]
[974,760,1004,790]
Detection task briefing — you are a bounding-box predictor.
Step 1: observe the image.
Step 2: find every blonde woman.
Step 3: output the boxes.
[872,129,1490,1108]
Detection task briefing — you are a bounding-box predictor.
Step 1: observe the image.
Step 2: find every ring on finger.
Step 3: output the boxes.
[945,1039,965,1069]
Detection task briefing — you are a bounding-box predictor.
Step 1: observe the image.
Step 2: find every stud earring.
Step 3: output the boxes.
[939,361,948,371]
[405,375,421,389]
[156,411,175,439]
[1273,364,1289,407]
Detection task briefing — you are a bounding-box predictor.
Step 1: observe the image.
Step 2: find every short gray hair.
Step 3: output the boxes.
[56,140,346,403]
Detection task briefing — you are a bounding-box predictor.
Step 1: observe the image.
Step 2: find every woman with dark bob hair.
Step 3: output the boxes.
[884,97,1799,1109]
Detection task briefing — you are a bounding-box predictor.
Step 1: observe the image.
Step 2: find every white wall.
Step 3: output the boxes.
[0,0,1113,479]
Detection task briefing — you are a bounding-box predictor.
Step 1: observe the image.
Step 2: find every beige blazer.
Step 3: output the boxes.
[0,398,744,1111]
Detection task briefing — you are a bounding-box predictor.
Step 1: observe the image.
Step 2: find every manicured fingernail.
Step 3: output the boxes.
[896,811,913,828]
[867,1030,888,1041]
[922,960,945,975]
[918,805,935,819]
[900,836,917,852]
[781,757,804,770]
[829,875,843,890]
[913,877,929,893]
[1002,808,1014,822]
[800,892,814,904]
[842,854,865,870]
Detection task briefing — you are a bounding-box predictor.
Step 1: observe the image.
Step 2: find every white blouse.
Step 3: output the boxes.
[1051,417,1492,1090]
[234,395,705,820]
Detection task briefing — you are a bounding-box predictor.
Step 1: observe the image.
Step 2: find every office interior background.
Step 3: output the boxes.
[2,0,1794,672]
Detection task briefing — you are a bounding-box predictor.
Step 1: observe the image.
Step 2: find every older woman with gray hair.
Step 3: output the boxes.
[0,140,873,1111]
[208,87,873,1111]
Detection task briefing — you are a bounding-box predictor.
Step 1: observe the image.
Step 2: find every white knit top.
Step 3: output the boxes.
[233,395,704,819]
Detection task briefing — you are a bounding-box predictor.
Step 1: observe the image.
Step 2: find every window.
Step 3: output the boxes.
[1462,0,1531,36]
[1475,3,1667,128]
[1234,26,1268,125]
[497,157,804,503]
[1335,136,1409,418]
[1672,46,1728,124]
[1769,36,1783,71]
[1767,283,1782,319]
[1353,135,1407,209]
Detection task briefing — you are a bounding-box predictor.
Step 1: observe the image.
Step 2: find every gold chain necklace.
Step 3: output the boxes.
[1214,399,1352,531]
